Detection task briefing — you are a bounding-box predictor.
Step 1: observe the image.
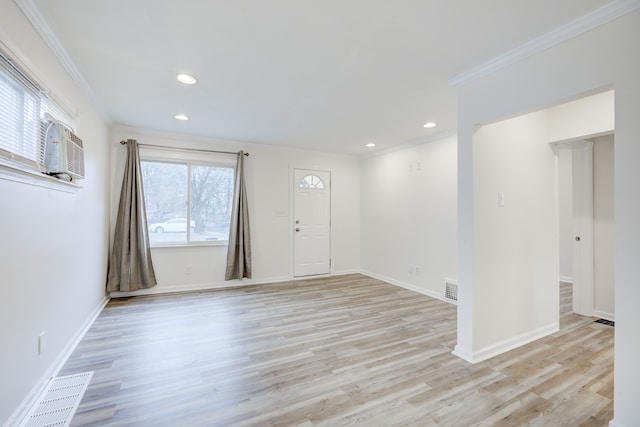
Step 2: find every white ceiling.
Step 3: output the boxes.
[31,0,611,155]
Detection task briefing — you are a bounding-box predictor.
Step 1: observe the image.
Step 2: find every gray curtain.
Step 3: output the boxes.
[225,151,252,280]
[106,139,157,292]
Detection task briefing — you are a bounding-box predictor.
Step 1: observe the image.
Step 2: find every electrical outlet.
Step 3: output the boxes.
[415,266,421,276]
[186,265,192,275]
[38,331,45,355]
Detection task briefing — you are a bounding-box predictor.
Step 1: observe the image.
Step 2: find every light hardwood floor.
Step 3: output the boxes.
[60,275,613,426]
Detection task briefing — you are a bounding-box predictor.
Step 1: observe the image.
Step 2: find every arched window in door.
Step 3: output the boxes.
[299,174,325,189]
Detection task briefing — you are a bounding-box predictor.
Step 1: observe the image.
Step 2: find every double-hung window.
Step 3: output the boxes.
[140,147,235,246]
[0,49,78,176]
[0,51,44,170]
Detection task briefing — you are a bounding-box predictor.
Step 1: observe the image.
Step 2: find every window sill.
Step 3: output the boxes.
[150,241,229,249]
[0,158,81,193]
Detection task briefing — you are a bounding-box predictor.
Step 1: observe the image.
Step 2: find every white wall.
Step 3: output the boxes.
[548,90,614,142]
[109,127,360,295]
[470,110,559,360]
[0,2,111,425]
[456,10,640,426]
[593,134,614,320]
[360,135,457,299]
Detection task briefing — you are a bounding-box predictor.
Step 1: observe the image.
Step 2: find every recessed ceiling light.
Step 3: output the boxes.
[423,122,437,128]
[365,143,376,147]
[177,74,197,85]
[174,114,189,121]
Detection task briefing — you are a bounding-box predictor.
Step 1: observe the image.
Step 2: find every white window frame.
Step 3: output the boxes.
[140,145,236,248]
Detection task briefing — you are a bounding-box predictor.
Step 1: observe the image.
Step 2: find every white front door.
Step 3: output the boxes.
[294,169,331,277]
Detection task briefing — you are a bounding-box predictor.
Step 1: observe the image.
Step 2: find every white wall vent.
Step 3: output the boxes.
[20,372,93,427]
[444,279,458,304]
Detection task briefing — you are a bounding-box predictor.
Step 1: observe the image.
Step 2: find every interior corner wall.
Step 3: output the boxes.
[0,2,111,425]
[360,135,457,299]
[472,110,559,359]
[109,127,361,296]
[456,10,640,426]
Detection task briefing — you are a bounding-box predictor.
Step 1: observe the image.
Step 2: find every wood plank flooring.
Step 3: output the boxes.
[60,275,613,426]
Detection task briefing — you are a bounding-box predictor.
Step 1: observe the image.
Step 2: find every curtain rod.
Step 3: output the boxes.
[119,140,249,156]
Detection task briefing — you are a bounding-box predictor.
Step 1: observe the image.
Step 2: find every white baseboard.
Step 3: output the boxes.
[465,322,559,364]
[109,276,292,298]
[123,270,446,303]
[452,345,474,363]
[331,269,361,276]
[360,271,449,303]
[4,295,109,427]
[559,276,574,283]
[594,310,615,322]
[109,271,363,298]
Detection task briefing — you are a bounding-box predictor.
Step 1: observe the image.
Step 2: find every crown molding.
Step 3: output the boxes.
[13,0,109,120]
[450,0,640,87]
[110,124,361,159]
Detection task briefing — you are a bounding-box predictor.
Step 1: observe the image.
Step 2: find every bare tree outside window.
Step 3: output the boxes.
[190,164,234,242]
[141,160,234,245]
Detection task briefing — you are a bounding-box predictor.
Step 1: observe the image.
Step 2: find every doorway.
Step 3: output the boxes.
[557,134,615,321]
[293,169,331,277]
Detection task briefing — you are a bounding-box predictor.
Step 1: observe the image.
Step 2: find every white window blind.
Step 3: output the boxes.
[0,50,45,170]
[43,94,77,133]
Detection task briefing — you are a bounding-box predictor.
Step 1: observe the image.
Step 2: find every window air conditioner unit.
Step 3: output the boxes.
[44,119,85,180]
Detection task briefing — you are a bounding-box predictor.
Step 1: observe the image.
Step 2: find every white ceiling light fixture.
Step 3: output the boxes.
[423,122,437,128]
[365,142,376,147]
[177,73,197,85]
[174,114,189,121]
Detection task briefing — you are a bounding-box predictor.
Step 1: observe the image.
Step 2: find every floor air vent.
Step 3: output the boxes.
[21,372,93,427]
[595,318,615,327]
[444,280,458,304]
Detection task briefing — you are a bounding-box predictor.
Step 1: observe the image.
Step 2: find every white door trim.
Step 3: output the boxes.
[571,140,595,316]
[289,166,333,278]
[554,139,595,317]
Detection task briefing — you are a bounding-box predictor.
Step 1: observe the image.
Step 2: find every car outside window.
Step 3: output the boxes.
[141,158,234,246]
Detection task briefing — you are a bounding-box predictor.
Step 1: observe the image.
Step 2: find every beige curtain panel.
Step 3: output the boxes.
[106,139,157,292]
[225,151,252,280]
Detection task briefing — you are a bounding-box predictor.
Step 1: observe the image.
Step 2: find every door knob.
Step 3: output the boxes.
[575,236,581,241]
[295,228,300,232]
